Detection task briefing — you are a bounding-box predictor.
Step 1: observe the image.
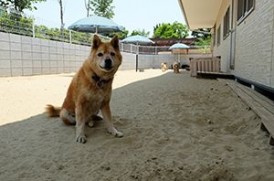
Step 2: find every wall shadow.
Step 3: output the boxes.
[0,71,185,180]
[1,71,272,180]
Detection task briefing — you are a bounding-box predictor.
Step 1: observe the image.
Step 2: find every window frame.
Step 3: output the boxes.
[237,0,255,24]
[223,6,230,40]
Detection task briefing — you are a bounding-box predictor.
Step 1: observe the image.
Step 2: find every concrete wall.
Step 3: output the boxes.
[120,53,185,70]
[0,32,89,76]
[213,0,274,89]
[0,32,196,76]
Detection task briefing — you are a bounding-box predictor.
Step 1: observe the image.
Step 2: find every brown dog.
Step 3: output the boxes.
[46,35,123,143]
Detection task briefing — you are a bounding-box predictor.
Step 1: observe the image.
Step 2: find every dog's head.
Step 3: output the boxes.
[91,35,122,73]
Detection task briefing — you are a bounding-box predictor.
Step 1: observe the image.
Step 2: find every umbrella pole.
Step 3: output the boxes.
[136,43,139,72]
[136,54,138,72]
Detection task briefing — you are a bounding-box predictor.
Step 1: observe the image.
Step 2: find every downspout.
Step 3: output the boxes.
[229,0,235,71]
[271,7,274,87]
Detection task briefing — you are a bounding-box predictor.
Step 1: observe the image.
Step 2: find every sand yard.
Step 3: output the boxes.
[0,69,274,181]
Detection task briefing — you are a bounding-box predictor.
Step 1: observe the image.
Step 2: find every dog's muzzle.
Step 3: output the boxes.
[100,58,113,71]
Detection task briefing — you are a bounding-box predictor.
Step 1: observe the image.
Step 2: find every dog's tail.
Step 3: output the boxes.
[45,104,61,117]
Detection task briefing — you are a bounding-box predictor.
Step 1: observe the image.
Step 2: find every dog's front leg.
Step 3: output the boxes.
[75,106,87,143]
[101,103,123,137]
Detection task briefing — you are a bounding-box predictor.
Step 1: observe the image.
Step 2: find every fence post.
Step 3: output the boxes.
[120,43,123,52]
[32,18,35,38]
[69,30,72,43]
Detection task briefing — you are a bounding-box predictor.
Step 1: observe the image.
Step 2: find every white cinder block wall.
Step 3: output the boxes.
[213,0,231,73]
[0,32,189,77]
[213,0,274,88]
[233,0,274,87]
[0,32,90,76]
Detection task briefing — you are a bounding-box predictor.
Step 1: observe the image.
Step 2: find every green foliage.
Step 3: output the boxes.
[130,29,150,37]
[191,28,211,39]
[194,37,211,47]
[0,0,46,12]
[0,12,93,45]
[90,0,114,18]
[192,28,211,47]
[153,21,188,39]
[0,11,33,36]
[112,29,128,39]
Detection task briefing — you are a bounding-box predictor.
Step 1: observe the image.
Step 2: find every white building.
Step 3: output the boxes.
[179,0,274,94]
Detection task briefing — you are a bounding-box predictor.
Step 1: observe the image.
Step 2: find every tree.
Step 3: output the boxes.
[195,37,211,47]
[90,0,114,18]
[130,29,150,37]
[84,0,91,17]
[0,0,46,12]
[192,28,211,47]
[56,0,65,37]
[191,28,211,39]
[114,30,128,39]
[153,21,188,39]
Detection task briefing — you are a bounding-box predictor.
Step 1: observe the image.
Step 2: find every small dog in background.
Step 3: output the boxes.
[46,35,123,144]
[173,62,180,73]
[161,62,168,72]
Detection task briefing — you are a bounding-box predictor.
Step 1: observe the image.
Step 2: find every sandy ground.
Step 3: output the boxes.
[0,69,274,181]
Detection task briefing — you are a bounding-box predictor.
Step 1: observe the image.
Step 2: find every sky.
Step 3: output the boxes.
[24,0,186,37]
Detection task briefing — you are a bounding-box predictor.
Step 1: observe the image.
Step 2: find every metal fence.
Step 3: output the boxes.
[0,14,110,46]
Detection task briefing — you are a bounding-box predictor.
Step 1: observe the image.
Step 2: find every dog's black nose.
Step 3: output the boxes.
[105,59,112,69]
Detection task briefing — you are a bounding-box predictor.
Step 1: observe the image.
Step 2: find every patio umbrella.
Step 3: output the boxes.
[169,43,190,50]
[68,15,124,34]
[169,43,190,63]
[121,35,155,45]
[121,35,154,72]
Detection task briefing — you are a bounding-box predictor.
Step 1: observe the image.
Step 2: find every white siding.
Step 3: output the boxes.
[233,0,274,87]
[213,0,274,88]
[213,0,231,73]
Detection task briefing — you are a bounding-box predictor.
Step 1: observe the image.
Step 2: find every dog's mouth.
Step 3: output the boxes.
[99,65,113,71]
[99,59,114,71]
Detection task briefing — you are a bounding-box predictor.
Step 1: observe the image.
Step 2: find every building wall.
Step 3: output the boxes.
[233,0,274,87]
[213,0,274,88]
[212,0,231,73]
[272,8,274,87]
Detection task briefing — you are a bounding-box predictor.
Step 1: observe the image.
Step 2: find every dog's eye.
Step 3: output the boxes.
[110,52,116,56]
[97,53,103,57]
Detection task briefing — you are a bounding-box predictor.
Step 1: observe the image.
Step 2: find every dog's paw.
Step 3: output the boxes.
[76,134,87,144]
[107,127,123,138]
[115,131,124,138]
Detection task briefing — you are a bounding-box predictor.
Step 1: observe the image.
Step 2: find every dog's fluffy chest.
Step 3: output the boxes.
[82,87,110,113]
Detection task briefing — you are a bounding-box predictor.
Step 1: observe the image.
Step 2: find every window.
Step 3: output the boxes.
[223,7,230,39]
[237,0,255,21]
[217,26,221,46]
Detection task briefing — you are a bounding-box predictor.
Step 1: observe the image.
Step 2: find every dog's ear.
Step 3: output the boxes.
[92,35,102,49]
[110,35,119,50]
